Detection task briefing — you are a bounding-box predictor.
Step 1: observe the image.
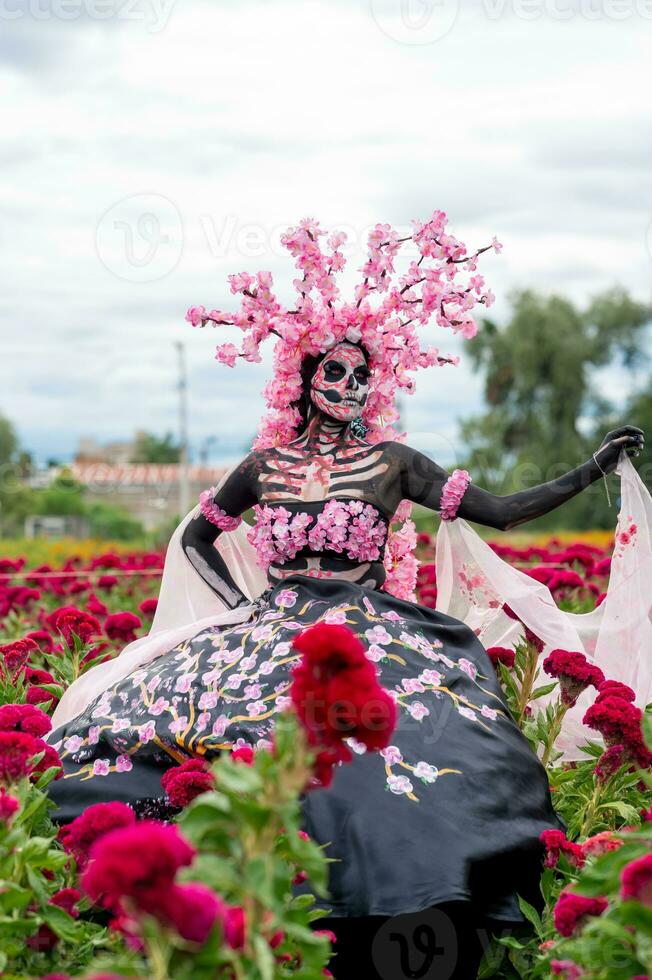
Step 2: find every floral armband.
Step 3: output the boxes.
[199,487,243,532]
[439,469,471,522]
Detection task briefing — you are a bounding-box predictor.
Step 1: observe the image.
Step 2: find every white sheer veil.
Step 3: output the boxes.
[435,453,652,760]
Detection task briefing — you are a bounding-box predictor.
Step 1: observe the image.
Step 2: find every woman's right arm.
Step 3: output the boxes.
[181,455,259,609]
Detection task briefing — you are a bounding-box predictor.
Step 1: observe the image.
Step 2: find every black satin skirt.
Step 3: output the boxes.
[49,575,564,922]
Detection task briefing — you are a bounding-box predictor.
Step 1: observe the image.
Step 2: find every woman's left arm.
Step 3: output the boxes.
[396,425,645,531]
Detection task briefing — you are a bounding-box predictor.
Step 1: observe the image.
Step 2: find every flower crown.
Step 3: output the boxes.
[186,212,500,450]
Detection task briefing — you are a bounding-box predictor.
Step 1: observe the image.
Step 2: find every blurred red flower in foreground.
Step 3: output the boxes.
[82,820,243,946]
[620,853,652,907]
[291,623,397,788]
[58,801,136,870]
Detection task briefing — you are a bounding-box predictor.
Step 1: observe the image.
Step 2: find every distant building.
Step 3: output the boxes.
[25,515,90,539]
[69,463,228,530]
[75,435,142,466]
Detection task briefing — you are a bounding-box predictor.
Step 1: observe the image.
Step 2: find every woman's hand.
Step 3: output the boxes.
[594,425,645,474]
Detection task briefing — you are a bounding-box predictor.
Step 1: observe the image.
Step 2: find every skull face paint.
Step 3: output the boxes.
[310,343,370,423]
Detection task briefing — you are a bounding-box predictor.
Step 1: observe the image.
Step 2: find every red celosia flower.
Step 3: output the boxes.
[583,696,643,747]
[486,646,516,670]
[221,903,246,950]
[0,730,40,782]
[86,594,109,618]
[0,557,25,574]
[540,829,585,869]
[311,742,353,789]
[0,703,52,738]
[620,853,652,906]
[82,821,196,914]
[157,882,225,944]
[139,597,158,617]
[23,666,59,707]
[104,611,142,642]
[581,831,623,859]
[552,889,608,936]
[161,759,215,808]
[97,575,120,591]
[30,740,63,781]
[0,788,19,822]
[61,801,136,869]
[595,743,630,782]
[25,629,55,653]
[543,649,605,706]
[0,637,38,674]
[640,805,652,823]
[291,623,396,756]
[47,606,101,646]
[595,679,636,704]
[232,745,255,765]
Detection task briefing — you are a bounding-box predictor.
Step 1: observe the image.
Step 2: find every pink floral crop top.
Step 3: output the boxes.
[199,470,471,573]
[248,499,389,571]
[200,489,389,572]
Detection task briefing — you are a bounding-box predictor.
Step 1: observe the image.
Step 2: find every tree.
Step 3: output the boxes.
[460,288,651,529]
[130,431,180,464]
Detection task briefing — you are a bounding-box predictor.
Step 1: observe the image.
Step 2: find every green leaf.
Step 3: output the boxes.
[597,800,641,822]
[641,708,652,751]
[516,895,542,935]
[252,933,275,980]
[531,682,559,699]
[618,900,652,936]
[214,761,264,795]
[41,903,81,944]
[494,934,526,950]
[0,883,32,912]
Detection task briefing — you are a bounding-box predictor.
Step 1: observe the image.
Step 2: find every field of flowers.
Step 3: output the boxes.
[0,534,650,979]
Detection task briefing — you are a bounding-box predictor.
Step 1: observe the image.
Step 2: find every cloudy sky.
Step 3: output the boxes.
[1,0,651,468]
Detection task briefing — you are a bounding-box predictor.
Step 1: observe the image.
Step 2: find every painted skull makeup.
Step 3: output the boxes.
[310,343,370,423]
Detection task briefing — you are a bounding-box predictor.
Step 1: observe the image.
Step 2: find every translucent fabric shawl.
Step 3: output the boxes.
[52,455,651,761]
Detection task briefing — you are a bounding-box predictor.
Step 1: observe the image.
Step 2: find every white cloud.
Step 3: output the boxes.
[1,0,650,465]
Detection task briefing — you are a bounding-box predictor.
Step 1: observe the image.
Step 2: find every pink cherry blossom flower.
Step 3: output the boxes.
[458,658,477,680]
[387,774,413,795]
[380,745,403,765]
[407,702,430,721]
[414,762,438,783]
[458,705,477,722]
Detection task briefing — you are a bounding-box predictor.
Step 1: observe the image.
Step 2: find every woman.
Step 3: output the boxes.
[49,216,646,978]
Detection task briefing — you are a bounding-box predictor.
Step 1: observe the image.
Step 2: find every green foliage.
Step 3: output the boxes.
[130,432,180,464]
[0,769,117,978]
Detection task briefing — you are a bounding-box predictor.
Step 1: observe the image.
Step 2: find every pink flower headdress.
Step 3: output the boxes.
[186,212,500,450]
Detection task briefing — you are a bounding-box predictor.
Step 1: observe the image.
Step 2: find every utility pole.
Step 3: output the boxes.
[175,341,190,516]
